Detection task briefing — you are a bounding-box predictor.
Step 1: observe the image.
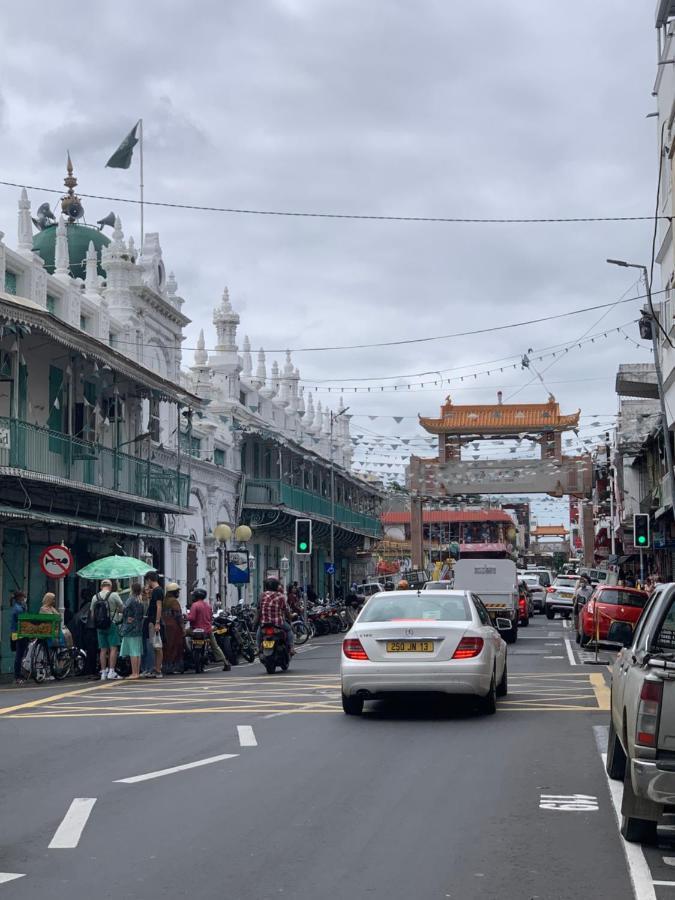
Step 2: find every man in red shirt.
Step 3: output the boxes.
[255,578,295,654]
[187,589,230,671]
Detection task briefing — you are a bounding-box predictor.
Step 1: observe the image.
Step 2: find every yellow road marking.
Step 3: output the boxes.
[0,680,116,716]
[589,672,610,711]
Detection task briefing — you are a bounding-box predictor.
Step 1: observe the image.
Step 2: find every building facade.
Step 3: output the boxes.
[0,163,382,671]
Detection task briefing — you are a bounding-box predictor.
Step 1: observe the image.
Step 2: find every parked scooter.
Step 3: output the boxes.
[259,624,291,674]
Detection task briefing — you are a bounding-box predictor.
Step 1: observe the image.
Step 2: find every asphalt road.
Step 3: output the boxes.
[0,617,665,899]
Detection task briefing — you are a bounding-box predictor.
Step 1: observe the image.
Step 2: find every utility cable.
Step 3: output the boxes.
[0,179,664,225]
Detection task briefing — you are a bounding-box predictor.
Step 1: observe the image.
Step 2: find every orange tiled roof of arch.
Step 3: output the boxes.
[532,524,569,536]
[418,396,580,434]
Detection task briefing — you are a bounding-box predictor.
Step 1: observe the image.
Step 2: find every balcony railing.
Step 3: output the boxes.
[0,417,190,508]
[244,478,381,537]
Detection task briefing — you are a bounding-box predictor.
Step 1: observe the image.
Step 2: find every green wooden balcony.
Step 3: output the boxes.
[0,416,190,509]
[243,478,381,538]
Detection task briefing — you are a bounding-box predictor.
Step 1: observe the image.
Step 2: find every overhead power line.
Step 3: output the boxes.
[0,179,662,225]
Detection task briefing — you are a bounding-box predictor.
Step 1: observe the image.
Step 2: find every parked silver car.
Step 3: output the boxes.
[607,583,675,842]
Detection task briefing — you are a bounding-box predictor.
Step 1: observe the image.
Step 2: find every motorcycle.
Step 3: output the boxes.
[212,611,237,665]
[188,628,207,674]
[259,624,291,674]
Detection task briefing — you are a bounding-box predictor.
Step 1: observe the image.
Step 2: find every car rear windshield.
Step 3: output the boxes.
[360,594,471,623]
[554,578,578,589]
[528,571,551,586]
[523,577,542,587]
[596,589,648,609]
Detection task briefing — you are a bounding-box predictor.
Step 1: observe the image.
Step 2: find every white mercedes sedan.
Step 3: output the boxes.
[340,589,508,716]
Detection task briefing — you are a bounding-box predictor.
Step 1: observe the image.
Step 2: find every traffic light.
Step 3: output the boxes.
[633,513,650,549]
[295,519,312,555]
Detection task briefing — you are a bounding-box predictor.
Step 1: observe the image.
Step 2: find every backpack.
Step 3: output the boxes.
[93,592,112,630]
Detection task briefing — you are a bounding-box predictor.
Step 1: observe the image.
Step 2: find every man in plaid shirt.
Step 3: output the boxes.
[255,578,295,654]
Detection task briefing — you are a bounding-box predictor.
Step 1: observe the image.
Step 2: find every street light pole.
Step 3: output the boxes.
[329,406,350,601]
[607,259,675,528]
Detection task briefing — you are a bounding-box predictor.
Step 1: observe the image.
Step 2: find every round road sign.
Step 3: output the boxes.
[39,545,73,579]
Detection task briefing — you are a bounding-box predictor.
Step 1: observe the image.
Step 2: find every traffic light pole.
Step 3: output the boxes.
[640,548,644,586]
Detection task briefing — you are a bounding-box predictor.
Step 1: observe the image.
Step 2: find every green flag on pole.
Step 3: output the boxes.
[105,121,140,169]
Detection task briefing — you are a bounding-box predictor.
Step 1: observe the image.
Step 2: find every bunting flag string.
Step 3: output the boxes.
[300,323,643,393]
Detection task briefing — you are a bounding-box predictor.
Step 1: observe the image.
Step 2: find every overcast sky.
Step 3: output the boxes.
[0,0,658,520]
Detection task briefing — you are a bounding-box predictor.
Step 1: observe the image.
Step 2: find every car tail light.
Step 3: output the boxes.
[586,601,595,616]
[263,626,276,636]
[519,597,526,611]
[343,638,369,660]
[546,587,555,593]
[452,637,484,659]
[636,679,663,747]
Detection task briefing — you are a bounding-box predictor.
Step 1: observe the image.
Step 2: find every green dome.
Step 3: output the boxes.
[32,223,110,281]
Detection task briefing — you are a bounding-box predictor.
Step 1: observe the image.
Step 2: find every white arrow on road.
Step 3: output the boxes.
[0,874,25,885]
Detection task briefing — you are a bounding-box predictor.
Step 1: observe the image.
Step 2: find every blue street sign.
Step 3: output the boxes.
[324,563,336,575]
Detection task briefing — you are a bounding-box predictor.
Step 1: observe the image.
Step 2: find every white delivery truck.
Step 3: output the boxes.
[453,558,520,644]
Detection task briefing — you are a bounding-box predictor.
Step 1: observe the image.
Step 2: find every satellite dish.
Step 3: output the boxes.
[96,211,117,230]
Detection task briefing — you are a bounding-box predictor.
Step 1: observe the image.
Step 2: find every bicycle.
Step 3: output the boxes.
[27,639,85,683]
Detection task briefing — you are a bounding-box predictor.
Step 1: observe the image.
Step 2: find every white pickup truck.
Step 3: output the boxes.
[607,582,675,841]
[453,559,519,644]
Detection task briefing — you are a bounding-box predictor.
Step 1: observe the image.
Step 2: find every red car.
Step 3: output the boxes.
[577,586,649,647]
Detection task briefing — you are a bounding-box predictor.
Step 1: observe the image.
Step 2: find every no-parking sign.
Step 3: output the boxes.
[39,545,73,579]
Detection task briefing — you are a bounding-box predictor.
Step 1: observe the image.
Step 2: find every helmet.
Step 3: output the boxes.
[165,582,180,594]
[397,579,410,590]
[191,588,207,601]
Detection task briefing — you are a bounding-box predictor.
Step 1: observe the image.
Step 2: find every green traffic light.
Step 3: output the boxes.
[637,535,647,545]
[299,541,308,551]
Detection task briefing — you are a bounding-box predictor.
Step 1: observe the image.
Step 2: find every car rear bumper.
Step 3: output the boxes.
[546,597,574,612]
[631,758,675,805]
[341,659,492,697]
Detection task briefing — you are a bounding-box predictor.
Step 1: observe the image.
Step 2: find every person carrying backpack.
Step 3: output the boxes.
[92,579,124,681]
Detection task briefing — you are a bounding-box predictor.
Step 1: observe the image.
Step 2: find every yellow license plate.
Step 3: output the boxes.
[386,640,434,653]
[262,640,275,649]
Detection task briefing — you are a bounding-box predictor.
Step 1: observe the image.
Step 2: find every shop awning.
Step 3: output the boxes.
[0,503,171,539]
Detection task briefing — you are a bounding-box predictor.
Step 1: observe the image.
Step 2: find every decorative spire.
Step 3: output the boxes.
[195,329,208,366]
[54,216,69,277]
[213,286,240,352]
[270,360,281,397]
[314,400,323,434]
[304,392,315,429]
[242,335,253,377]
[297,385,306,417]
[85,240,99,292]
[252,348,266,390]
[111,215,126,252]
[17,188,32,252]
[323,406,331,436]
[127,235,136,261]
[60,154,84,223]
[283,350,294,376]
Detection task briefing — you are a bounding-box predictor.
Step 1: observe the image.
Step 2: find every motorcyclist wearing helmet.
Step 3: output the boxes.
[187,589,230,671]
[253,578,295,655]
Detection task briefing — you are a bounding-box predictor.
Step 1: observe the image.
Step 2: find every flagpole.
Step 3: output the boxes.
[139,118,144,254]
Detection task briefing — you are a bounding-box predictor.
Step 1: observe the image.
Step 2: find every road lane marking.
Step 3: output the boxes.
[599,751,657,900]
[544,656,564,659]
[539,793,598,811]
[663,858,675,866]
[590,673,610,710]
[115,754,239,783]
[48,798,96,849]
[0,681,115,716]
[564,638,577,666]
[0,874,25,884]
[654,882,675,887]
[237,725,257,746]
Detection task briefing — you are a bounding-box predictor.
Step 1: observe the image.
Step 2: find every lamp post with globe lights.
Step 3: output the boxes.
[212,523,232,602]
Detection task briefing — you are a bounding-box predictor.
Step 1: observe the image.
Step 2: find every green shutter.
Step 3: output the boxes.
[214,448,225,466]
[46,294,56,314]
[4,271,17,295]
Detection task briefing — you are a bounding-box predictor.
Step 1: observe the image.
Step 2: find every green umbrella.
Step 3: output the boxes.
[76,555,153,580]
